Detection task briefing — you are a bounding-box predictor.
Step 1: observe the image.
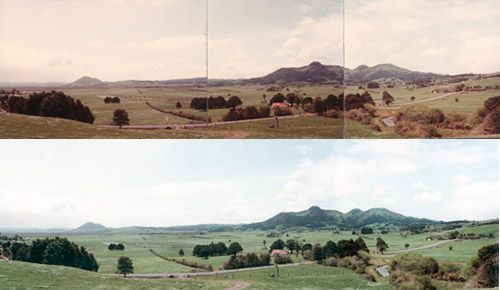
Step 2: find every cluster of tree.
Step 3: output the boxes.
[222,106,270,121]
[457,233,495,240]
[367,82,380,89]
[0,234,23,241]
[103,96,120,104]
[360,227,373,234]
[0,88,20,95]
[301,237,370,263]
[192,242,243,258]
[2,237,99,272]
[222,253,271,270]
[190,96,242,110]
[108,243,125,251]
[0,91,95,124]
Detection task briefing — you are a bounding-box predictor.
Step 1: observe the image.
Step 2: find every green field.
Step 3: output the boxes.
[0,260,221,290]
[4,222,498,289]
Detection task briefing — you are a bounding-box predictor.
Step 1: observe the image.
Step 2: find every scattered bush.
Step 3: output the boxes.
[338,255,367,274]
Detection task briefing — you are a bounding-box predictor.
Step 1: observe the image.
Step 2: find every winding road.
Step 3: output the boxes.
[384,239,457,255]
[392,92,462,107]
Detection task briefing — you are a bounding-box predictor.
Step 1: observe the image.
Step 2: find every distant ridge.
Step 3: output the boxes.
[243,61,345,85]
[67,76,105,87]
[72,222,109,233]
[243,206,438,230]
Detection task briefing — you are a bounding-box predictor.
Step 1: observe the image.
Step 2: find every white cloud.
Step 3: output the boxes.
[292,4,311,13]
[421,47,450,57]
[448,182,499,220]
[411,181,428,190]
[449,175,473,184]
[414,191,444,202]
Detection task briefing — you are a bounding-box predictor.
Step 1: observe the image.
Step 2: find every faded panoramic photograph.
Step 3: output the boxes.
[0,0,209,139]
[343,0,500,138]
[206,0,344,138]
[0,140,498,289]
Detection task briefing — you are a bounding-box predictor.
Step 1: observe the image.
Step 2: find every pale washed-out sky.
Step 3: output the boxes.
[0,140,497,229]
[0,0,499,82]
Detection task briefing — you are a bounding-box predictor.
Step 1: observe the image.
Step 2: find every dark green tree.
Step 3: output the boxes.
[226,96,242,108]
[376,237,389,254]
[269,239,285,252]
[112,109,129,129]
[117,256,134,277]
[227,242,243,256]
[179,249,184,257]
[176,102,182,109]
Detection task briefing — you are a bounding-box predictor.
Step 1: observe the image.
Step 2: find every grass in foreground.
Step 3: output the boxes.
[0,260,221,290]
[0,112,226,139]
[204,263,396,290]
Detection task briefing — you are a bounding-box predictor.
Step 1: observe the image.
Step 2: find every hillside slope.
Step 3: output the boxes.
[244,206,438,230]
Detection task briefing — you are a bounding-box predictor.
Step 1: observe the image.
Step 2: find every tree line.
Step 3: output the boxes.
[0,91,95,124]
[192,242,243,258]
[190,96,242,110]
[1,237,99,272]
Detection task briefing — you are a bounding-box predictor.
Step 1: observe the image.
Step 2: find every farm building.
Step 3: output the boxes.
[271,103,288,109]
[271,249,289,256]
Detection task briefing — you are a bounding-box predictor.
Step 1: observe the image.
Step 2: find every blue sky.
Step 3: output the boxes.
[0,140,497,229]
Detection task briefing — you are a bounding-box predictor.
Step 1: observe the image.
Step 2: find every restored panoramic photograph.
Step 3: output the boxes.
[0,140,498,289]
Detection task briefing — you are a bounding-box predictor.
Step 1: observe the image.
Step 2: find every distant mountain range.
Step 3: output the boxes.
[0,206,450,234]
[0,62,459,88]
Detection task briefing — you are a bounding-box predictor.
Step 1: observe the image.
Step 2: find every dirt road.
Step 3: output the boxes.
[392,92,462,107]
[385,239,457,255]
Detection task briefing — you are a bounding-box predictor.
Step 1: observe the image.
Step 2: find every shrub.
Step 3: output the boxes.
[223,253,271,270]
[273,106,293,116]
[323,257,339,267]
[274,254,293,264]
[389,253,438,275]
[323,109,342,119]
[302,250,313,261]
[338,256,366,274]
[395,104,444,125]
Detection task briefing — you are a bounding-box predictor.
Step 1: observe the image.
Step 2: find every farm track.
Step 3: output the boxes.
[104,261,315,279]
[101,113,316,130]
[392,92,462,107]
[384,239,457,255]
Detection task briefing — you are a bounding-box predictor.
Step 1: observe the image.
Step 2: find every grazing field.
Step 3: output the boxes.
[203,263,396,290]
[0,112,226,139]
[0,260,220,290]
[6,77,499,138]
[6,222,498,289]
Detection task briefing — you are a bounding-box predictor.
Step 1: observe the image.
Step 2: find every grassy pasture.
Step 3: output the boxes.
[203,263,396,290]
[0,260,220,290]
[0,112,225,139]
